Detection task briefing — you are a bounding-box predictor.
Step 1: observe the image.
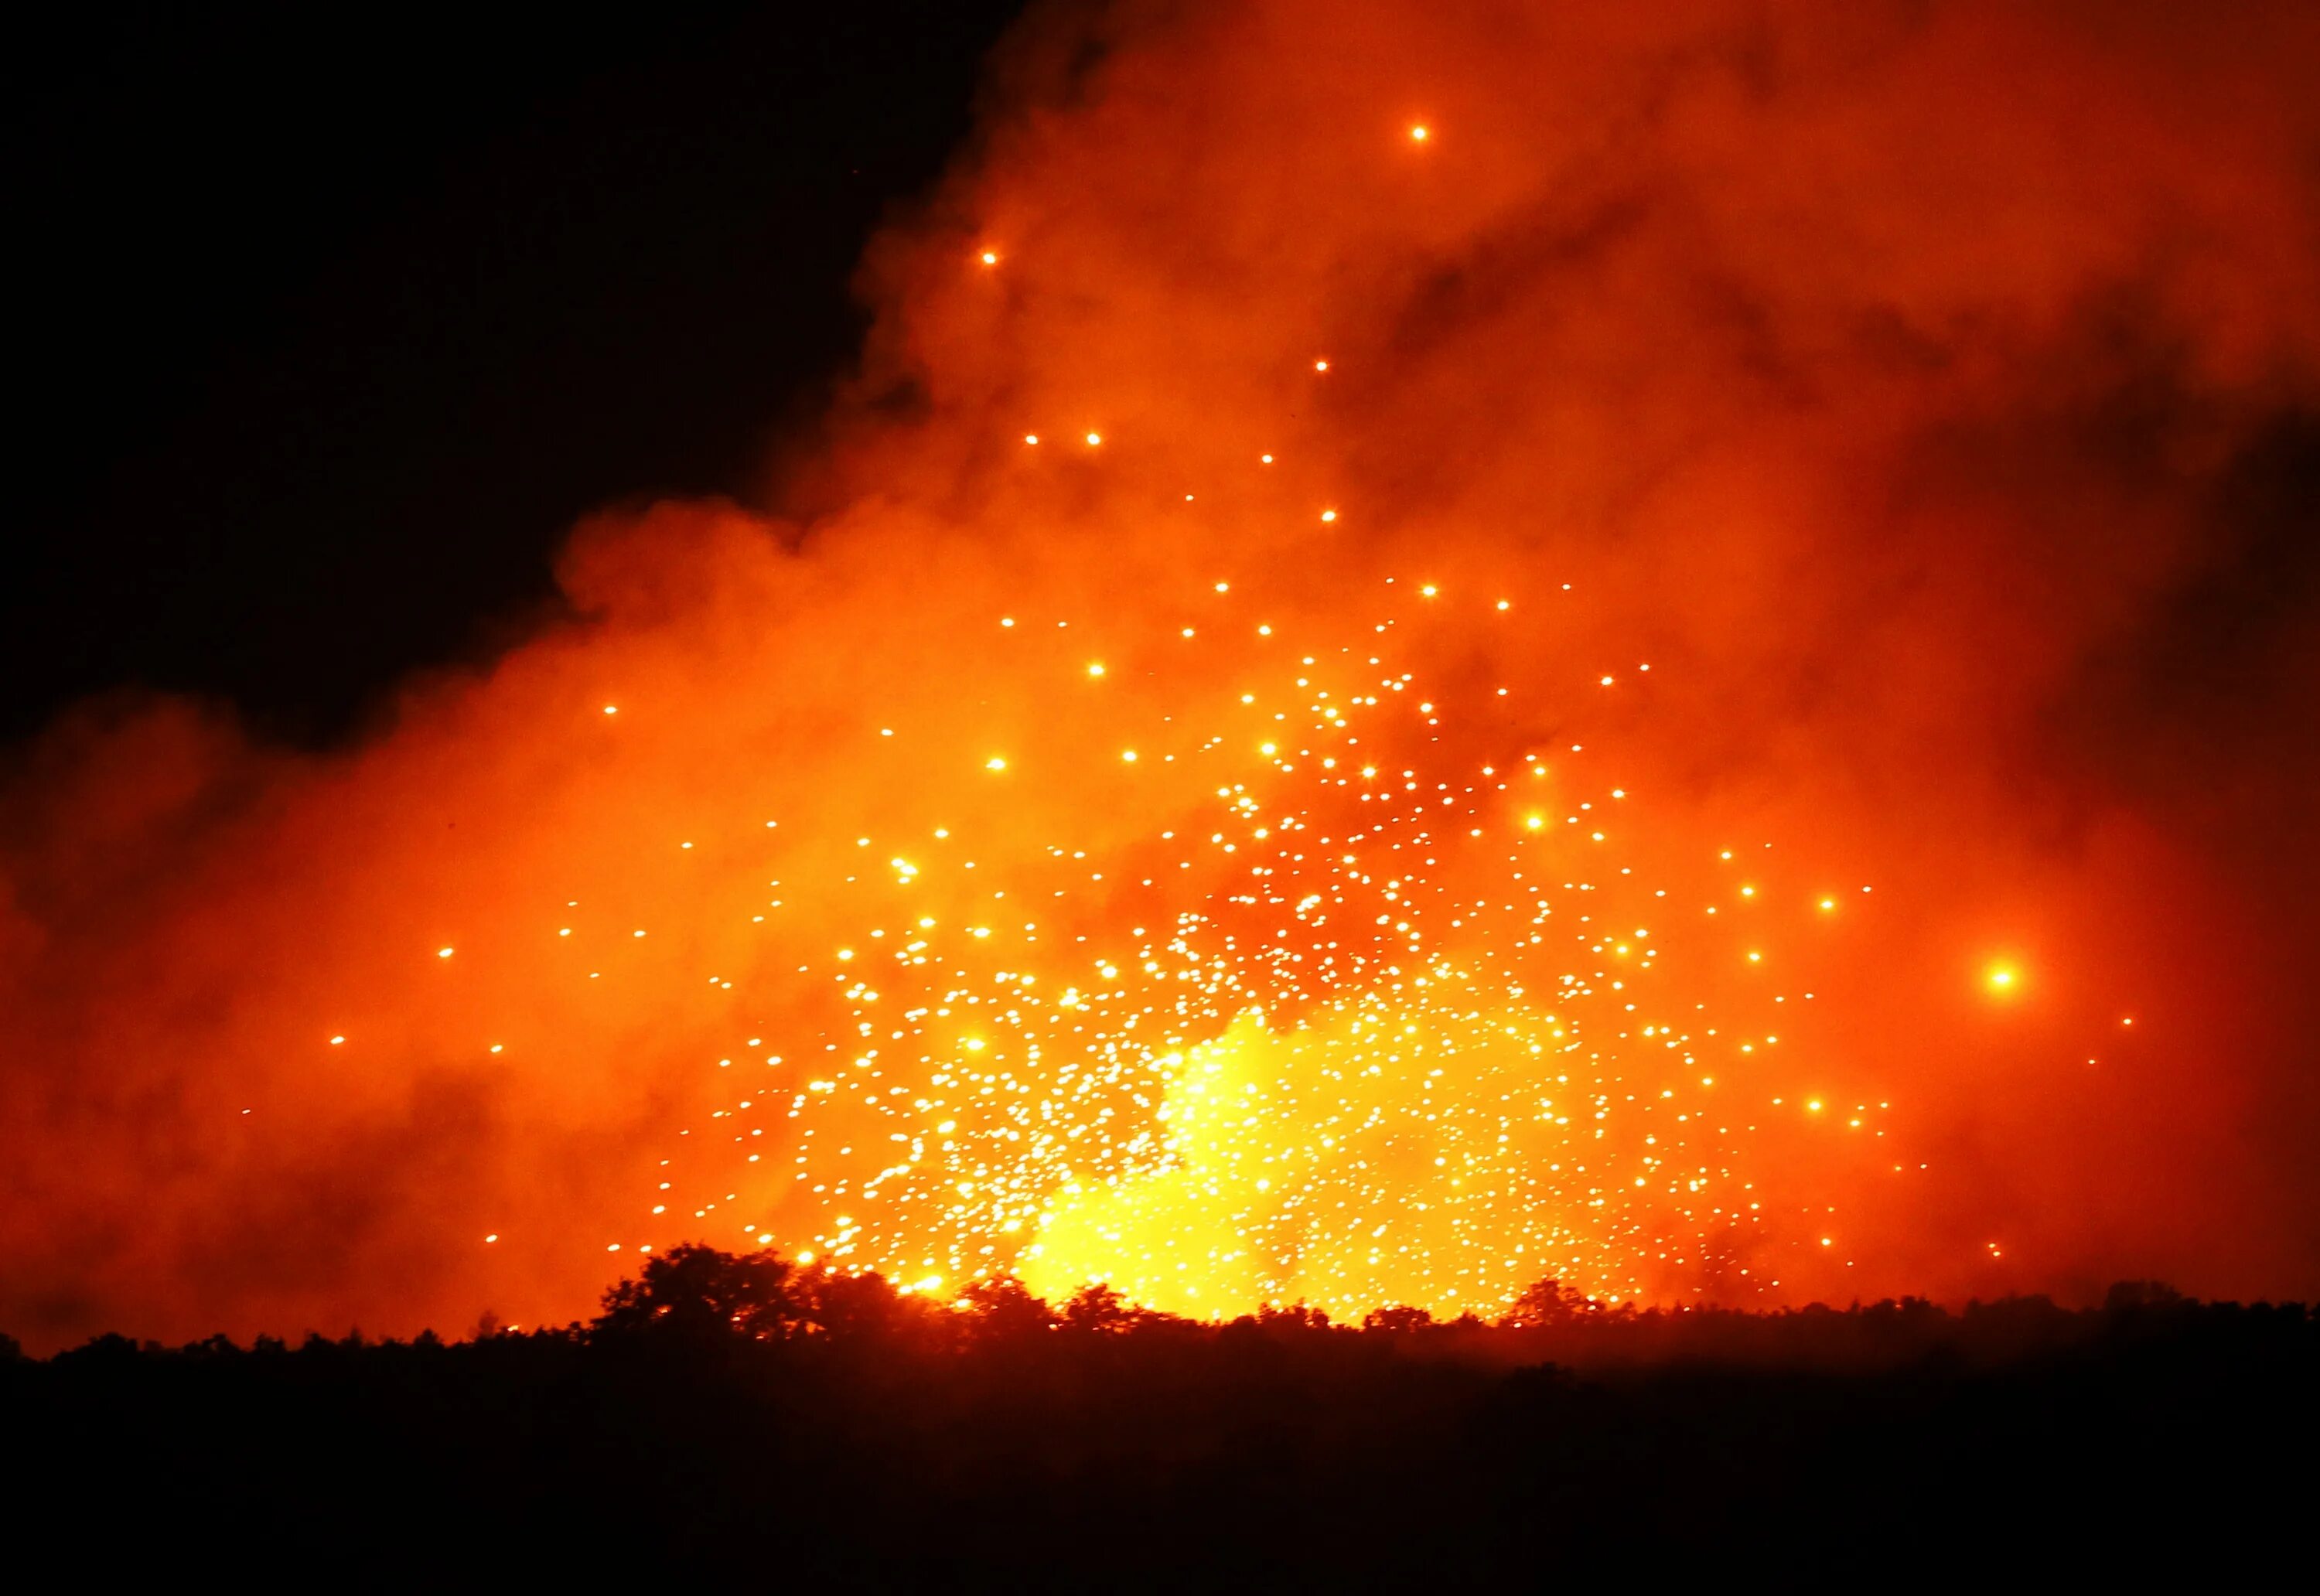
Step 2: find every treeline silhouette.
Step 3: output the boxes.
[7,1249,2311,1585]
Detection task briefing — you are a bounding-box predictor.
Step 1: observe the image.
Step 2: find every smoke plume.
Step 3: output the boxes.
[5,0,2318,1348]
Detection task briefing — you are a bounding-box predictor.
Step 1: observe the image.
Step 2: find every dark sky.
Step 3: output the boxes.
[6,2,1029,745]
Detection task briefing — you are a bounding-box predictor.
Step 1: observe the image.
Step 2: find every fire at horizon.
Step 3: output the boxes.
[657,556,1912,1319]
[4,0,2318,1349]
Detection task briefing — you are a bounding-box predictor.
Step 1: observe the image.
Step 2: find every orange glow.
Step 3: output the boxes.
[4,0,2319,1349]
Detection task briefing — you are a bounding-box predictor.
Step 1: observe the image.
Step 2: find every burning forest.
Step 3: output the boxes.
[6,0,2320,1449]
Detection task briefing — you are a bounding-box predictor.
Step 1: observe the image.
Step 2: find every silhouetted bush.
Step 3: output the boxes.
[3,1252,2310,1586]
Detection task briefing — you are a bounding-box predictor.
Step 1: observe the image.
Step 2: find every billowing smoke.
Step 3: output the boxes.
[5,0,2318,1349]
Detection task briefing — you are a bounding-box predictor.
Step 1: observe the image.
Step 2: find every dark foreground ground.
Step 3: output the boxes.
[8,1251,2312,1587]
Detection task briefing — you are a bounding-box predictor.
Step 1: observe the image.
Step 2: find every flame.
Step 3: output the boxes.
[733,589,1891,1315]
[5,0,2320,1347]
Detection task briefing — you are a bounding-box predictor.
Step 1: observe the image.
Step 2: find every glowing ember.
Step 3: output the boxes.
[5,0,2317,1349]
[660,574,1892,1318]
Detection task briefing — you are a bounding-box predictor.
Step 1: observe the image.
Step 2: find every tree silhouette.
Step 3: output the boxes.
[594,1241,802,1341]
[959,1275,1055,1336]
[1063,1282,1136,1333]
[807,1267,942,1344]
[1362,1304,1434,1334]
[1256,1301,1330,1334]
[4,1254,2308,1584]
[1503,1277,1598,1328]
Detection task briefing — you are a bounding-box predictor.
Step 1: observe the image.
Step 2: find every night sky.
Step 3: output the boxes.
[9,2,1026,744]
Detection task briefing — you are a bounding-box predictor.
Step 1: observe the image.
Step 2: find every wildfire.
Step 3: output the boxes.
[7,0,2309,1349]
[650,556,1891,1319]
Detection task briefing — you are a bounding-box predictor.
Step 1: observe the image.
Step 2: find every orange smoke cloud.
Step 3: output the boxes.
[6,0,2320,1349]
